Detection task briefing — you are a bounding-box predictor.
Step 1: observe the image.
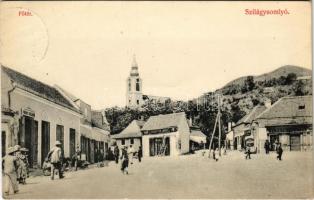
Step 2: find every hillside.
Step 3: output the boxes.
[224,65,311,88]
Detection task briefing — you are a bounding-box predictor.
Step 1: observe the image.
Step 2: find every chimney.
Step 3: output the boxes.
[264,99,272,108]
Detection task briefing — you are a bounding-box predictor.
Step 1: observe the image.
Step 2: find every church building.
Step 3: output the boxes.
[126,56,171,109]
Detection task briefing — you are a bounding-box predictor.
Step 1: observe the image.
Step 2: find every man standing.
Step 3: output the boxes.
[264,140,270,154]
[114,145,119,164]
[47,141,64,180]
[2,147,19,195]
[138,146,143,163]
[128,145,135,164]
[276,143,283,161]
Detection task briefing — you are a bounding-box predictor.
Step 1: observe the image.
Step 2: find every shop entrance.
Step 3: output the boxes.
[149,137,170,156]
[290,134,301,151]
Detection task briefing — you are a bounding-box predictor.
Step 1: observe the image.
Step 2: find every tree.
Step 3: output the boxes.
[285,73,297,85]
[294,80,307,96]
[242,76,255,93]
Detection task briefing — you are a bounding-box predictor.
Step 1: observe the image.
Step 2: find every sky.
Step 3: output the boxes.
[0,1,311,109]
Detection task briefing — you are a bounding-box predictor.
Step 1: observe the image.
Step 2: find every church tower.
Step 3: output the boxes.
[126,55,143,108]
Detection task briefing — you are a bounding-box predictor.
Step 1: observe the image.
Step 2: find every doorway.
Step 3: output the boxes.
[41,121,50,165]
[149,137,170,156]
[290,134,301,151]
[2,131,6,157]
[69,129,76,158]
[23,117,38,168]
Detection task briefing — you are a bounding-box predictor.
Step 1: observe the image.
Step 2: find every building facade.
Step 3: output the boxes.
[141,112,190,157]
[111,120,145,152]
[56,86,111,163]
[1,66,82,168]
[254,96,312,152]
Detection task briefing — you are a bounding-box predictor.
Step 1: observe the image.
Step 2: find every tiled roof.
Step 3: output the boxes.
[236,105,267,125]
[256,96,312,126]
[91,110,110,131]
[111,120,143,139]
[2,66,80,113]
[141,112,186,131]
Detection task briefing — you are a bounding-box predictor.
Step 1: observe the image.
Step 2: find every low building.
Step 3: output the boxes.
[1,66,82,168]
[141,112,190,157]
[231,104,268,150]
[189,127,207,151]
[111,120,145,152]
[253,96,312,152]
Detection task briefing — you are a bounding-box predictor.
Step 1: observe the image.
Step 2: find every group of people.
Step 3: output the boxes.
[113,144,143,175]
[2,145,29,196]
[264,140,283,161]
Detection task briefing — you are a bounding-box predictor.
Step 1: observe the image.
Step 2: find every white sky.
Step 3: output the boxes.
[0,1,311,109]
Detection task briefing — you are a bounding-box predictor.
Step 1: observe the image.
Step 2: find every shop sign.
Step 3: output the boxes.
[22,107,35,118]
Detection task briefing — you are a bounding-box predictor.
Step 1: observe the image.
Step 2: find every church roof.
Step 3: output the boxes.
[130,55,139,77]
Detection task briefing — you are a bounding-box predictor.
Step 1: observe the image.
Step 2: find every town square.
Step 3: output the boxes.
[1,1,313,199]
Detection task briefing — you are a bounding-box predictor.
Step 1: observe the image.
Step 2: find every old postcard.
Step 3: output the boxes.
[0,1,313,199]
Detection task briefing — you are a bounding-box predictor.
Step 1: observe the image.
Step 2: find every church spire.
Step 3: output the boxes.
[130,54,139,76]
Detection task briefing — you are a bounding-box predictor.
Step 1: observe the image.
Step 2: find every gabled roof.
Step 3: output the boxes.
[190,130,207,143]
[256,96,312,126]
[141,112,186,131]
[236,105,268,125]
[111,120,144,139]
[2,66,80,113]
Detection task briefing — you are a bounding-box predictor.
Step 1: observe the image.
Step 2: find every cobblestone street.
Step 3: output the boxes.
[3,151,313,199]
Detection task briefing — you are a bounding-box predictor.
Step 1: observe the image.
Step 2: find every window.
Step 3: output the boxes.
[298,105,305,110]
[136,82,140,91]
[130,138,134,144]
[137,100,139,105]
[121,139,125,145]
[128,82,131,92]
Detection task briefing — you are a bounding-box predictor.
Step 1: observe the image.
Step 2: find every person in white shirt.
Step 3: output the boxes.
[128,145,135,164]
[47,141,64,180]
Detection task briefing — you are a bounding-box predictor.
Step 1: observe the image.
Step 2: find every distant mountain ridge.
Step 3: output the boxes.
[224,65,311,88]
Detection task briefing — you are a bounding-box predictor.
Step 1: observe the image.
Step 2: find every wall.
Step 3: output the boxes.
[10,88,81,166]
[116,138,141,153]
[178,116,190,154]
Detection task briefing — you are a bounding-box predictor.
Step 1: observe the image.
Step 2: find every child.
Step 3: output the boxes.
[245,146,251,160]
[2,147,19,195]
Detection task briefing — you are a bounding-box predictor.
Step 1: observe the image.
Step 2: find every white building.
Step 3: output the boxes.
[111,120,145,152]
[1,66,82,167]
[141,112,190,157]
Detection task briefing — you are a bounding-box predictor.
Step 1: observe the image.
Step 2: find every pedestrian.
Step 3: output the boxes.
[20,148,29,178]
[264,140,270,154]
[128,145,135,164]
[276,143,283,161]
[138,146,143,162]
[213,148,218,162]
[73,145,81,171]
[114,145,119,164]
[2,147,19,195]
[245,146,251,159]
[15,147,28,184]
[120,146,129,175]
[47,141,64,180]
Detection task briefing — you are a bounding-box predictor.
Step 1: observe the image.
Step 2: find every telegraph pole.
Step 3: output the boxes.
[218,94,222,156]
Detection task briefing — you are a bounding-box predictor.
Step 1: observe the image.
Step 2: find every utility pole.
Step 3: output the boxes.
[218,94,222,156]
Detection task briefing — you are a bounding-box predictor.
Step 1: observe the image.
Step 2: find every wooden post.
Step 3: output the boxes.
[208,113,218,158]
[218,94,222,156]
